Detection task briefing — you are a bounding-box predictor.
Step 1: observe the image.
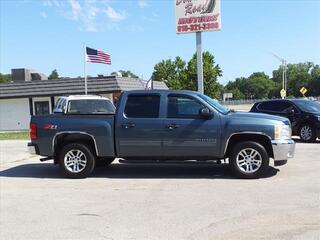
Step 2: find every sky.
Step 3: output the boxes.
[0,0,320,85]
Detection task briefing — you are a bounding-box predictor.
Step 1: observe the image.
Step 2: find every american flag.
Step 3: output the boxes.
[86,47,111,65]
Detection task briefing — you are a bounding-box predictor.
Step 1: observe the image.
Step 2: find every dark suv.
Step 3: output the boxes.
[250,99,320,142]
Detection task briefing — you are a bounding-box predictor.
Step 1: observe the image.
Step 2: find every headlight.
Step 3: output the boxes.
[317,116,320,122]
[274,124,291,140]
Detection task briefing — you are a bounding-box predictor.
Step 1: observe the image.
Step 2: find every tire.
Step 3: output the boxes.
[229,141,269,179]
[59,143,96,179]
[96,157,114,167]
[299,124,316,143]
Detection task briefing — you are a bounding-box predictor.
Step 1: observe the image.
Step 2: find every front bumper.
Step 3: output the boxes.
[27,142,39,155]
[271,139,295,161]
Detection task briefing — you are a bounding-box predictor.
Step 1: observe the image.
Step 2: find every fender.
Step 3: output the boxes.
[224,131,272,156]
[52,131,99,156]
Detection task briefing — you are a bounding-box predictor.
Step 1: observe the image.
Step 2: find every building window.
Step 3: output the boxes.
[34,101,50,115]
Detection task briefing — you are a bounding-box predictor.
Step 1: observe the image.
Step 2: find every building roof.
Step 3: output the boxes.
[0,76,168,99]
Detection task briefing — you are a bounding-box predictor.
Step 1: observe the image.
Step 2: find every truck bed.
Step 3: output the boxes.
[31,114,115,157]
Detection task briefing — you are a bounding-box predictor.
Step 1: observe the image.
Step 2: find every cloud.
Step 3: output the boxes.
[138,0,148,8]
[40,11,48,18]
[69,0,81,20]
[104,6,127,22]
[42,0,64,8]
[142,11,160,23]
[41,0,128,32]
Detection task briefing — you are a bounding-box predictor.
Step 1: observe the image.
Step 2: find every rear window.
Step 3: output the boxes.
[67,99,115,114]
[124,94,160,118]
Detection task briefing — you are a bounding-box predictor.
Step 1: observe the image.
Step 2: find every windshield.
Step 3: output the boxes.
[198,94,230,114]
[292,100,320,113]
[67,99,115,114]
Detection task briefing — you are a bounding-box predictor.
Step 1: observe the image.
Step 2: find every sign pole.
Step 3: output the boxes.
[196,32,204,94]
[84,43,87,95]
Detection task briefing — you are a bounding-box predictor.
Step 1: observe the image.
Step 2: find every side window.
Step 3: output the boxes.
[279,102,294,112]
[167,95,203,119]
[258,101,295,112]
[258,101,277,111]
[124,94,160,118]
[257,101,282,112]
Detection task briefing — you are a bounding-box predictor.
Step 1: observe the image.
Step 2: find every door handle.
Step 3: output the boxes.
[166,123,180,130]
[122,123,135,129]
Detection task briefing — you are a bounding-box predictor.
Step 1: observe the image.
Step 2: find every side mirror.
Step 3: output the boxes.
[285,108,295,116]
[199,108,213,119]
[53,108,63,114]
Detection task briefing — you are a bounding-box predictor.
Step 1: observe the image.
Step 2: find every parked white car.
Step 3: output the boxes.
[53,95,115,114]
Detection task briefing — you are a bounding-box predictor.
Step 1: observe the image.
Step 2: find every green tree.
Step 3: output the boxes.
[185,52,222,99]
[152,56,187,90]
[308,64,320,96]
[246,72,275,99]
[48,69,59,79]
[272,62,314,97]
[152,52,222,99]
[224,83,245,100]
[119,70,139,78]
[0,73,11,83]
[225,73,274,99]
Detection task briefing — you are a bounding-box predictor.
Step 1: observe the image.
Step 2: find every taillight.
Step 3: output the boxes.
[30,123,37,140]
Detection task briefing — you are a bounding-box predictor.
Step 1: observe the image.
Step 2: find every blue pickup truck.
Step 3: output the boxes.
[28,90,295,179]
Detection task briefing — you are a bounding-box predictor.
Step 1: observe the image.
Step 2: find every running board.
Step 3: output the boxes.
[118,159,224,164]
[40,157,53,162]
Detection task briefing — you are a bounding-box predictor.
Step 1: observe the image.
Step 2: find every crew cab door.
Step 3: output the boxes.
[116,93,163,158]
[162,94,220,159]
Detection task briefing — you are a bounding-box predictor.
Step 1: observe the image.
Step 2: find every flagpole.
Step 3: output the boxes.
[84,43,87,95]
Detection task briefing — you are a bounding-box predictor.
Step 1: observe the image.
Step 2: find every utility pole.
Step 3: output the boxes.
[196,32,204,94]
[272,53,287,98]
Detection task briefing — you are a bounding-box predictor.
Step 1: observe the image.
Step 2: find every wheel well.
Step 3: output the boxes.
[298,121,315,130]
[224,134,273,159]
[53,133,97,164]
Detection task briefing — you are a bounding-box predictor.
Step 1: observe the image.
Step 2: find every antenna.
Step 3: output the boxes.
[271,52,287,98]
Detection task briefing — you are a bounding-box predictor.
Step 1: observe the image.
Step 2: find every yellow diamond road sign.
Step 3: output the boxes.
[280,89,286,98]
[300,87,307,95]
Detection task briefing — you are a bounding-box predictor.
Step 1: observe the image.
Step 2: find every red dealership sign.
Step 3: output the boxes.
[175,0,221,34]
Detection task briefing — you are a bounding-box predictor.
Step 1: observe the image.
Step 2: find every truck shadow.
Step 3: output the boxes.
[0,163,279,180]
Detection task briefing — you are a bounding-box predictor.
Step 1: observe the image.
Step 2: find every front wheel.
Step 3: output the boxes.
[229,141,269,179]
[299,124,316,143]
[59,143,96,178]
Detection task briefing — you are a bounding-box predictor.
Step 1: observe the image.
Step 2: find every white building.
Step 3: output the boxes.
[0,69,167,131]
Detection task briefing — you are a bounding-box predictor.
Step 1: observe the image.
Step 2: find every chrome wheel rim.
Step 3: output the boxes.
[236,148,262,174]
[300,126,312,141]
[64,149,87,173]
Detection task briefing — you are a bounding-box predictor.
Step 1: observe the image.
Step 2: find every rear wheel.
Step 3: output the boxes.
[229,141,269,179]
[299,124,316,143]
[59,143,96,178]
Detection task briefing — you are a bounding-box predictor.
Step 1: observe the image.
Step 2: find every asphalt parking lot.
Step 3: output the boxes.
[0,140,319,240]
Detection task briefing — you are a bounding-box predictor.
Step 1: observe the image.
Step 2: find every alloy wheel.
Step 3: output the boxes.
[64,149,87,173]
[236,148,262,174]
[300,125,312,141]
